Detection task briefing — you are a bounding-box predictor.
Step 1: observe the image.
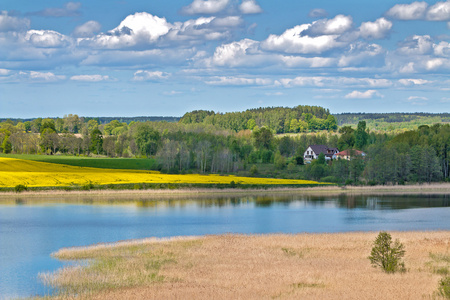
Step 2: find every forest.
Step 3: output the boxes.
[0,106,449,185]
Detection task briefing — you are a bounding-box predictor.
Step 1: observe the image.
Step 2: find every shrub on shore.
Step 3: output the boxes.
[369,231,406,273]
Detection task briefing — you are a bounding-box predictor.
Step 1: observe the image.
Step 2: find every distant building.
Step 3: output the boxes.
[335,149,366,161]
[303,145,339,163]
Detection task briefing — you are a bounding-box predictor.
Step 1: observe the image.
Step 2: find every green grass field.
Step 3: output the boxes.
[0,154,157,170]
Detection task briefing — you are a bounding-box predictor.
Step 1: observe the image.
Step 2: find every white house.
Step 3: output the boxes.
[303,145,339,163]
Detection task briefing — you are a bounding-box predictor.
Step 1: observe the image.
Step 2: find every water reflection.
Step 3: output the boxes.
[5,193,450,210]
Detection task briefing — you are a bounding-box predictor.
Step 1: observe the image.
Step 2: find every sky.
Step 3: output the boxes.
[1,0,450,118]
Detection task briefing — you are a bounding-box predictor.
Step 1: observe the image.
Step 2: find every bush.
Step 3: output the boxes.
[14,184,28,193]
[368,231,406,273]
[250,165,258,175]
[439,276,450,298]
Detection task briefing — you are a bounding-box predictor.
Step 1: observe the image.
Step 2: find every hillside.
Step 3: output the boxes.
[179,105,337,133]
[334,113,450,131]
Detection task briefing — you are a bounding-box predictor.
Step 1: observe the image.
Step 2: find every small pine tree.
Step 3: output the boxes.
[369,231,406,273]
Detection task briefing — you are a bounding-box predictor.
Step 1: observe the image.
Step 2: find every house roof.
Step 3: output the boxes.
[308,145,339,156]
[336,149,365,156]
[308,145,329,154]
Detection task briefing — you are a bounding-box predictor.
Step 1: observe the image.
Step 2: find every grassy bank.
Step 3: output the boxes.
[1,183,450,201]
[42,231,450,299]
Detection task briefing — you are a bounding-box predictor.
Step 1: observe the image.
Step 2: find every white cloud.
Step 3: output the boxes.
[29,71,65,81]
[386,1,450,21]
[398,78,431,86]
[132,70,170,81]
[73,21,101,38]
[0,69,10,75]
[434,41,450,56]
[359,18,392,40]
[239,0,263,14]
[426,1,450,21]
[305,15,353,36]
[385,2,428,20]
[338,42,385,67]
[80,12,171,49]
[344,90,383,99]
[426,58,445,70]
[281,56,335,68]
[25,30,72,48]
[308,9,328,18]
[261,22,348,54]
[28,2,82,18]
[205,76,273,85]
[397,35,433,55]
[408,96,428,101]
[181,0,230,15]
[80,13,241,49]
[6,71,67,82]
[0,11,30,32]
[208,38,264,66]
[70,75,110,82]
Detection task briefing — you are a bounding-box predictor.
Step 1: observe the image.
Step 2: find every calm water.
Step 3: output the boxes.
[0,194,449,299]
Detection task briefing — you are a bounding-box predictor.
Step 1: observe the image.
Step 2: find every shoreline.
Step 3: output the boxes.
[1,182,450,200]
[45,231,450,300]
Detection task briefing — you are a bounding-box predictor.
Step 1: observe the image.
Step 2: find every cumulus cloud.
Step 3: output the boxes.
[426,1,450,21]
[398,78,431,86]
[25,30,72,48]
[73,21,101,38]
[239,0,263,14]
[359,18,392,40]
[434,41,450,56]
[132,70,170,81]
[305,15,353,36]
[345,89,383,99]
[0,68,10,75]
[0,11,30,32]
[262,24,347,54]
[70,75,110,82]
[205,76,272,85]
[28,2,82,18]
[181,0,229,15]
[408,95,428,101]
[207,38,264,66]
[397,35,433,55]
[7,71,67,82]
[426,58,446,70]
[386,1,450,21]
[79,12,242,49]
[338,42,385,67]
[385,1,428,20]
[308,8,328,18]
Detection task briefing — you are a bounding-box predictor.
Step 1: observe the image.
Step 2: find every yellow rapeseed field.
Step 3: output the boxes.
[0,157,323,188]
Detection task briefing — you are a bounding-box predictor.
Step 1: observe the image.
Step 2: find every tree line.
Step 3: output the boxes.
[0,111,449,185]
[179,105,338,133]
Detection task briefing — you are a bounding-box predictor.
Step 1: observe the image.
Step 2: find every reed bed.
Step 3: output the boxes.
[44,231,450,299]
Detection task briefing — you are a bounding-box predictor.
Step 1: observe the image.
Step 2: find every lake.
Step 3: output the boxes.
[0,193,449,299]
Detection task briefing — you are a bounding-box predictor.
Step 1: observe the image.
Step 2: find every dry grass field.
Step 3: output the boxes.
[44,231,450,299]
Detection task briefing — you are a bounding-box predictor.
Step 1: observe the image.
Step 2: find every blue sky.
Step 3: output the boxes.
[1,0,450,118]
